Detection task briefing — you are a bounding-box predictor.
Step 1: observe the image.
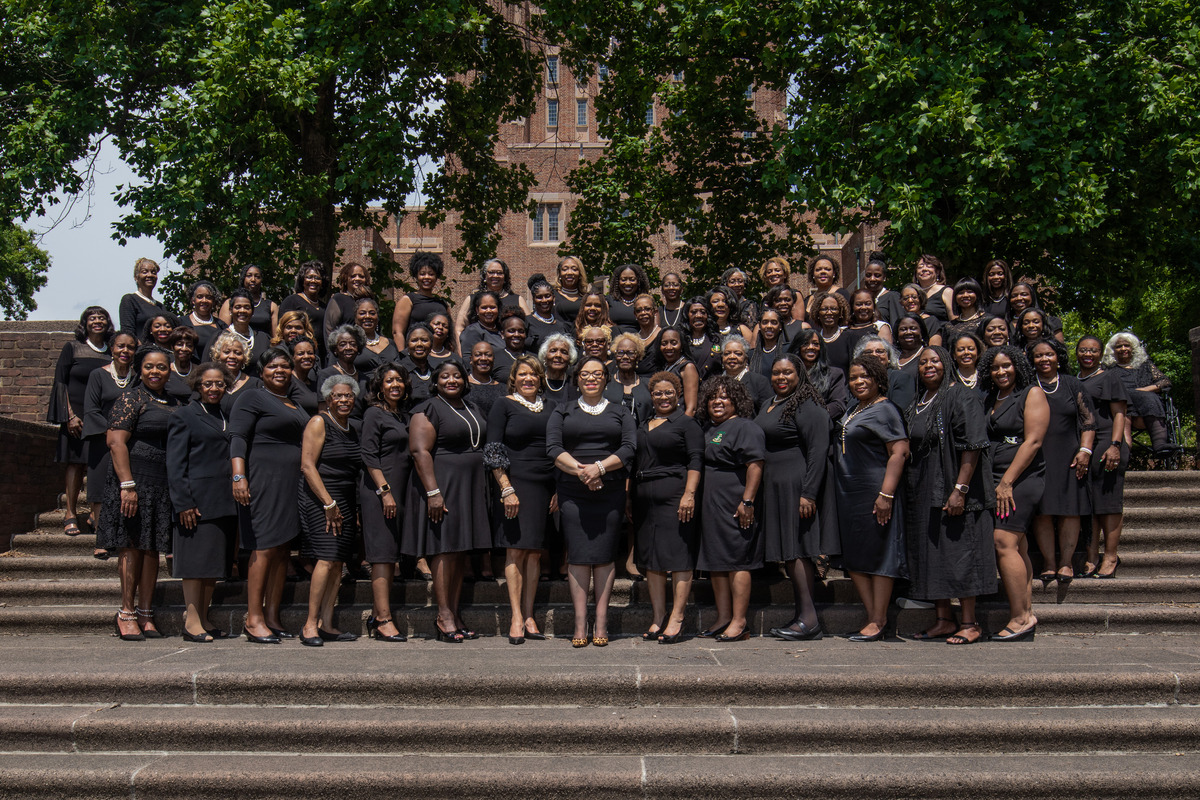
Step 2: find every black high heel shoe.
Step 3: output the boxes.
[367,616,407,642]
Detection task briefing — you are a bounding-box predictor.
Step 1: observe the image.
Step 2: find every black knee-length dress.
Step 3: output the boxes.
[359,405,411,563]
[403,396,491,557]
[547,399,637,565]
[987,386,1045,535]
[486,395,556,550]
[631,410,704,572]
[697,417,767,572]
[1082,369,1131,515]
[299,414,361,562]
[229,389,310,550]
[835,400,908,578]
[1036,374,1096,517]
[756,395,833,562]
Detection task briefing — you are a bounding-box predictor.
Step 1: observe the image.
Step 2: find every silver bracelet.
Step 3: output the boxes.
[501,486,516,498]
[323,500,337,511]
[426,488,442,498]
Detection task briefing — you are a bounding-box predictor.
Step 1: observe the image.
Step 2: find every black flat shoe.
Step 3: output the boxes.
[699,623,729,639]
[267,626,297,640]
[317,628,359,642]
[508,635,525,645]
[990,624,1036,642]
[181,629,214,643]
[715,629,750,642]
[244,631,281,644]
[773,622,823,641]
[524,630,547,641]
[366,617,407,642]
[300,634,324,647]
[848,628,885,642]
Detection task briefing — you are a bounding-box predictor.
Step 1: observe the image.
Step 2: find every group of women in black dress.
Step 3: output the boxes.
[48,251,1168,644]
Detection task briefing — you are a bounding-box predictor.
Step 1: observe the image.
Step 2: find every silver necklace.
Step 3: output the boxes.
[439,396,481,448]
[577,397,610,416]
[1038,375,1060,395]
[512,393,544,413]
[86,338,108,354]
[955,368,978,388]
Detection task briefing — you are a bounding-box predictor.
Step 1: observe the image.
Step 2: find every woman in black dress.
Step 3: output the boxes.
[750,309,787,378]
[657,271,686,332]
[527,274,571,353]
[323,261,374,341]
[406,360,491,642]
[142,313,177,351]
[400,323,435,403]
[1028,338,1096,585]
[219,264,278,338]
[287,336,321,416]
[914,254,954,323]
[1104,331,1174,457]
[100,345,182,640]
[1076,336,1131,579]
[427,312,457,365]
[538,333,578,408]
[359,362,412,641]
[980,345,1048,641]
[811,291,853,375]
[224,290,271,374]
[904,346,995,645]
[553,255,588,325]
[981,259,1013,319]
[835,355,909,642]
[278,260,327,353]
[546,356,636,647]
[758,354,832,642]
[790,328,849,420]
[165,327,198,404]
[50,306,114,536]
[181,280,227,360]
[230,347,311,643]
[458,291,505,357]
[82,331,138,559]
[485,356,556,644]
[353,297,400,377]
[632,372,702,644]
[119,257,164,337]
[696,375,766,642]
[209,331,262,413]
[720,335,772,409]
[466,341,506,419]
[492,308,531,384]
[391,251,449,341]
[166,363,237,642]
[607,264,651,334]
[298,375,362,646]
[683,297,722,379]
[894,314,929,380]
[658,328,699,415]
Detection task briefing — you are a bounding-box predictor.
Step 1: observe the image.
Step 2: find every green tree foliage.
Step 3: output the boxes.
[3,0,543,302]
[0,223,51,319]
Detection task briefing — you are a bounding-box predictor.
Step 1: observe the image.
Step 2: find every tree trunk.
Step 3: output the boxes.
[298,77,339,281]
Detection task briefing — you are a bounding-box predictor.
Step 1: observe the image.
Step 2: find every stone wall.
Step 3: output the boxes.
[0,320,74,423]
[0,415,61,549]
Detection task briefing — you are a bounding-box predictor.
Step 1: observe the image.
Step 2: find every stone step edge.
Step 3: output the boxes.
[2,705,1199,756]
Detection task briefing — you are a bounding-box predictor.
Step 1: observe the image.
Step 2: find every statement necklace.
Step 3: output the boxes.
[439,396,481,448]
[578,397,610,416]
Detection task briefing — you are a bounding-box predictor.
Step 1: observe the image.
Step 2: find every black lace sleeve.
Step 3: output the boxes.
[108,387,144,432]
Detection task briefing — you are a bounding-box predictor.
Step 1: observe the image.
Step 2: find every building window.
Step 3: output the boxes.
[534,203,563,242]
[547,99,558,128]
[576,98,588,127]
[645,103,654,126]
[547,55,559,85]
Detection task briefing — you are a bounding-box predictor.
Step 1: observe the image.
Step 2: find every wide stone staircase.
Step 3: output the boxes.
[1,470,1199,797]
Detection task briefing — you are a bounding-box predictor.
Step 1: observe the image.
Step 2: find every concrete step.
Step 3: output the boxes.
[3,752,1198,800]
[0,634,1196,709]
[2,704,1197,756]
[3,599,1199,638]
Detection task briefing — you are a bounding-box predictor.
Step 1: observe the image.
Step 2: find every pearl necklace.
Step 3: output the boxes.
[439,397,481,449]
[955,368,978,389]
[1038,376,1060,395]
[86,338,108,354]
[578,397,610,416]
[512,393,544,413]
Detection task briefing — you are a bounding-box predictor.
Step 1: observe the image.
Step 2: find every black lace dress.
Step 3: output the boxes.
[96,386,182,552]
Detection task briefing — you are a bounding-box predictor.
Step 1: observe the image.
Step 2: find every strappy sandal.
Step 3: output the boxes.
[946,622,981,645]
[911,616,956,641]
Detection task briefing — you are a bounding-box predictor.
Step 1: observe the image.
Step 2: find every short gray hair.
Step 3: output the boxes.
[320,374,361,401]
